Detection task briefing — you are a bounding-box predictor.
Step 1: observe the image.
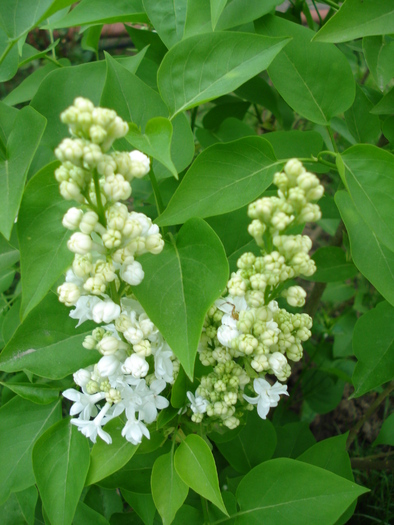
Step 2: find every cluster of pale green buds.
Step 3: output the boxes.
[55,97,150,205]
[187,160,322,429]
[56,99,172,445]
[55,98,164,319]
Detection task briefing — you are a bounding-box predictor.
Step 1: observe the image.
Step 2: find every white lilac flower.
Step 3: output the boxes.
[139,379,169,423]
[73,368,92,389]
[243,378,289,419]
[70,295,101,326]
[96,354,121,377]
[63,389,105,420]
[92,298,121,324]
[71,402,112,444]
[153,343,174,383]
[187,391,209,414]
[122,411,150,444]
[122,354,149,378]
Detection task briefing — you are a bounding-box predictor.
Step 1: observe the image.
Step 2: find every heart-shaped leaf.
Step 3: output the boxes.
[133,218,228,379]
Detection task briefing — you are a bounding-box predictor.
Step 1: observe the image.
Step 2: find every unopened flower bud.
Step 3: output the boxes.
[62,207,83,230]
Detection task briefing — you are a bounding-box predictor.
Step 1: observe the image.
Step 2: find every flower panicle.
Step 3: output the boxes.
[187,159,323,430]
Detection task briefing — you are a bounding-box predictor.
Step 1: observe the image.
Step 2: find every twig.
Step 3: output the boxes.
[305,221,344,318]
[347,380,394,450]
[351,458,394,471]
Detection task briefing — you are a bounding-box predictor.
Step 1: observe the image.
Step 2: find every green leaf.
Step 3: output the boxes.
[157,31,290,117]
[0,106,46,240]
[0,382,59,404]
[121,490,156,525]
[142,0,187,49]
[49,0,147,28]
[0,29,18,82]
[263,130,324,160]
[156,137,278,227]
[98,444,171,493]
[215,0,284,31]
[296,435,357,525]
[352,301,394,397]
[207,205,260,273]
[211,0,227,30]
[374,413,394,447]
[370,86,394,115]
[363,36,394,91]
[83,486,122,521]
[313,0,394,43]
[86,417,139,486]
[125,117,177,179]
[0,268,15,293]
[0,397,61,504]
[183,0,212,40]
[32,418,90,525]
[256,15,355,126]
[273,422,316,459]
[235,458,368,524]
[151,452,189,525]
[134,218,228,379]
[174,434,228,515]
[344,86,381,144]
[4,63,64,107]
[298,434,353,479]
[333,311,357,358]
[0,293,98,379]
[17,162,72,318]
[202,101,250,131]
[214,411,277,474]
[125,26,167,65]
[172,504,203,524]
[0,486,38,525]
[305,247,358,283]
[31,55,145,151]
[196,117,256,149]
[302,369,345,414]
[340,145,394,253]
[73,501,110,525]
[0,101,18,148]
[101,53,168,130]
[0,0,74,40]
[235,75,280,121]
[335,191,394,306]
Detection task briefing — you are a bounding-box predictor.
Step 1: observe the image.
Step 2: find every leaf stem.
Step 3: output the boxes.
[190,106,199,132]
[47,20,57,61]
[320,0,339,10]
[149,167,165,216]
[311,0,323,25]
[0,40,16,67]
[347,380,394,450]
[327,126,339,153]
[201,495,211,524]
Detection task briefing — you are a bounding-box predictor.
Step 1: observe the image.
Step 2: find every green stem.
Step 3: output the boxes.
[109,281,120,304]
[43,54,63,67]
[311,0,323,24]
[190,106,199,132]
[201,495,211,524]
[92,170,106,226]
[149,168,165,216]
[47,21,57,61]
[0,40,16,67]
[327,126,339,153]
[320,0,339,9]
